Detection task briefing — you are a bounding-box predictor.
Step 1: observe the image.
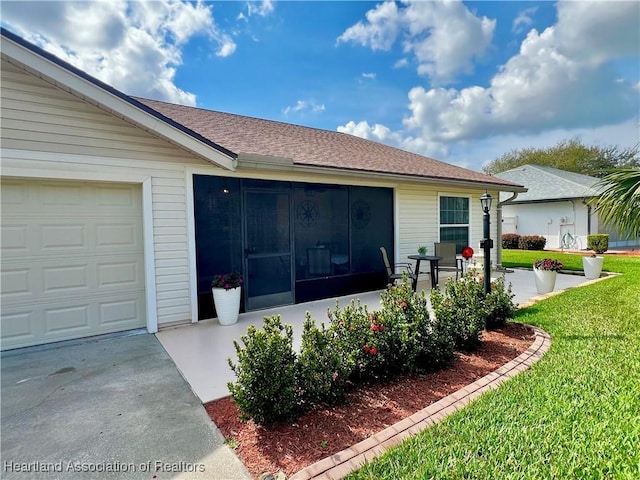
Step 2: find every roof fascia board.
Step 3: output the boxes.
[1,31,236,171]
[237,157,526,192]
[506,196,594,205]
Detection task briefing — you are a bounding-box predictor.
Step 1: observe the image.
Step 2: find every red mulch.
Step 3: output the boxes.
[204,322,535,479]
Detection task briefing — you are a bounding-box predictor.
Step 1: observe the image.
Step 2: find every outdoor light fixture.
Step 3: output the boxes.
[480,190,493,213]
[480,191,493,295]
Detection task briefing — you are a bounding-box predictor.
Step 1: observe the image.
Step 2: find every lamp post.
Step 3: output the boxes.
[480,191,493,295]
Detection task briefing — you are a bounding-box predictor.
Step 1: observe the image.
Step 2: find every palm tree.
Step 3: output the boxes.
[590,168,640,238]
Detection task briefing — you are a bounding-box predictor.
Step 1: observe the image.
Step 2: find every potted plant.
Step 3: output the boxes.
[418,245,428,255]
[532,258,563,294]
[583,234,608,279]
[211,272,243,326]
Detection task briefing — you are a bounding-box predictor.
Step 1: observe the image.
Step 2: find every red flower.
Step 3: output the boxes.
[400,301,408,308]
[369,347,377,355]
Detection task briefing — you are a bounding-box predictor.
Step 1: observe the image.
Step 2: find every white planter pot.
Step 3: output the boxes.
[212,287,241,326]
[533,268,557,294]
[583,256,604,279]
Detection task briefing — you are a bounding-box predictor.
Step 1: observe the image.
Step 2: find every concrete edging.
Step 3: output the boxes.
[290,325,552,480]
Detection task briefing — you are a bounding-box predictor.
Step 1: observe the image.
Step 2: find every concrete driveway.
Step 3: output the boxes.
[1,333,250,480]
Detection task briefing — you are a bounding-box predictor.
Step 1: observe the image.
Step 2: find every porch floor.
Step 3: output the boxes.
[156,269,592,403]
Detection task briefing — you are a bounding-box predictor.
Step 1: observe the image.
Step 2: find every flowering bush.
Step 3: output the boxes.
[533,258,564,272]
[211,272,243,290]
[227,273,516,424]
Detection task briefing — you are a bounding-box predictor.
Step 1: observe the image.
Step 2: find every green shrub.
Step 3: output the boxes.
[484,276,517,329]
[587,234,609,254]
[430,275,487,351]
[376,281,421,372]
[295,313,350,408]
[518,235,547,250]
[379,281,455,372]
[326,298,378,381]
[227,315,297,425]
[501,233,520,249]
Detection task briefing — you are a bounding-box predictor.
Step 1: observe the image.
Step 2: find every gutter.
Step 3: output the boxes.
[236,157,526,193]
[496,191,521,272]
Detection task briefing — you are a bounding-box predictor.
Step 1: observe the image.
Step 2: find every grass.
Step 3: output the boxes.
[348,251,640,479]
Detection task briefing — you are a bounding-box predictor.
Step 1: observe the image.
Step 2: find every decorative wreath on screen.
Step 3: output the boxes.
[351,200,371,229]
[297,200,320,227]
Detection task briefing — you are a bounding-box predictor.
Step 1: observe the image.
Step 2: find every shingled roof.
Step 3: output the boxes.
[495,164,602,203]
[136,97,522,190]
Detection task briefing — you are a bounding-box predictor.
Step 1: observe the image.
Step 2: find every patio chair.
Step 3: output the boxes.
[308,246,332,276]
[379,246,417,286]
[434,242,464,280]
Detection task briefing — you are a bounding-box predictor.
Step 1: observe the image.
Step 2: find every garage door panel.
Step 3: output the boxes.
[43,264,89,293]
[1,224,29,252]
[96,223,140,249]
[1,268,30,296]
[1,179,146,350]
[97,260,141,288]
[46,304,90,333]
[40,223,86,250]
[95,185,138,208]
[1,311,36,345]
[100,297,144,326]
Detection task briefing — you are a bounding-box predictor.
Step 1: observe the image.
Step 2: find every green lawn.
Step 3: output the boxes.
[348,251,640,479]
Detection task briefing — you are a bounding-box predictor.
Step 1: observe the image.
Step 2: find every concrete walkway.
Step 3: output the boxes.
[0,333,251,480]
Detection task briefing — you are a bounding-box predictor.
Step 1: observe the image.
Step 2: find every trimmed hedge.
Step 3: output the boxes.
[518,235,547,250]
[587,234,609,254]
[227,273,518,425]
[502,233,520,249]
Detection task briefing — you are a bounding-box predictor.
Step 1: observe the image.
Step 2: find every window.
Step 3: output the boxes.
[439,196,469,253]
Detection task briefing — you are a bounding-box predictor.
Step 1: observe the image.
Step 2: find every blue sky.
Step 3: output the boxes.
[2,1,639,171]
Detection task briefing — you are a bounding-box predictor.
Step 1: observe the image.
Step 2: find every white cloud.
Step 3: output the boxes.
[394,58,409,69]
[1,0,236,105]
[246,0,275,17]
[336,1,401,51]
[284,100,325,116]
[555,1,640,66]
[362,72,377,80]
[337,0,495,84]
[338,1,639,171]
[512,7,538,34]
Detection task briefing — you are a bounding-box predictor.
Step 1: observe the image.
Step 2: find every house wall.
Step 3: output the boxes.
[2,58,501,334]
[502,200,591,249]
[1,59,219,328]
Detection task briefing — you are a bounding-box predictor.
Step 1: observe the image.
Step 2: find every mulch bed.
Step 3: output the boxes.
[205,322,535,478]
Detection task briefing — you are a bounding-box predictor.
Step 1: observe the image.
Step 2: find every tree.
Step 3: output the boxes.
[589,168,640,239]
[483,139,639,177]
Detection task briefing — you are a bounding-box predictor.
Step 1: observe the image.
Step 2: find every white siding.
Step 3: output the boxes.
[502,201,590,249]
[1,59,222,327]
[396,185,499,265]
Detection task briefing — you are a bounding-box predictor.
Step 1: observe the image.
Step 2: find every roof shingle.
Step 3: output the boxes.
[136,97,522,189]
[495,164,601,202]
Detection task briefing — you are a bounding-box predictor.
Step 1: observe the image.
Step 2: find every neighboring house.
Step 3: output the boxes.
[495,164,639,249]
[0,28,524,350]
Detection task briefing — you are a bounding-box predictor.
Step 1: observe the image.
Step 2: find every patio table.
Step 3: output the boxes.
[408,254,443,290]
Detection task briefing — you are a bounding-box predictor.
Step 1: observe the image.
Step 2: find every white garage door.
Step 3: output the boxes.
[1,179,146,350]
